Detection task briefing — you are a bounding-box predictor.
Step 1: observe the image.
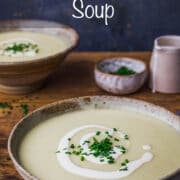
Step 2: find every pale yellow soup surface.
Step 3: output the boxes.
[19,107,180,180]
[0,31,69,61]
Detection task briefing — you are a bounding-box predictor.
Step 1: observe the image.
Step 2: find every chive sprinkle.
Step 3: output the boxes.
[119,166,128,171]
[125,159,129,163]
[60,128,130,166]
[65,152,71,155]
[4,43,39,53]
[121,159,129,166]
[124,134,129,140]
[83,140,90,145]
[96,131,101,136]
[80,156,85,161]
[20,104,28,116]
[0,102,12,109]
[111,66,136,76]
[114,138,119,142]
[70,144,75,149]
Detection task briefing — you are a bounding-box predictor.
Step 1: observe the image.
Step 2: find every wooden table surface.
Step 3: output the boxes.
[0,52,180,180]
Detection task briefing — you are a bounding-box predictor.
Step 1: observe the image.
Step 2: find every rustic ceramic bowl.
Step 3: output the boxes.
[8,96,180,179]
[0,20,79,94]
[95,57,148,95]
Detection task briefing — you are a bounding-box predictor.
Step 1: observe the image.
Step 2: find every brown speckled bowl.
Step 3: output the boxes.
[0,20,79,94]
[95,57,148,95]
[8,96,180,179]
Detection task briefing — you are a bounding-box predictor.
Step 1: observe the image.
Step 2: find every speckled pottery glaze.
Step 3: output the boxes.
[150,35,180,94]
[8,96,180,180]
[0,20,79,95]
[95,57,148,95]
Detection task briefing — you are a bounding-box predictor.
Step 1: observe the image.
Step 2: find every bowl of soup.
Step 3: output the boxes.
[0,20,79,94]
[8,96,180,180]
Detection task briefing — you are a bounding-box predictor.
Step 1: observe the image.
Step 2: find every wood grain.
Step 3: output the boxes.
[0,52,179,180]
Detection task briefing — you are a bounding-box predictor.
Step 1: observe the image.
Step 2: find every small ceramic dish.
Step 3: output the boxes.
[95,57,148,95]
[0,20,79,94]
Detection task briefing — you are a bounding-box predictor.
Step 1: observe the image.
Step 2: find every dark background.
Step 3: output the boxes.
[0,0,180,51]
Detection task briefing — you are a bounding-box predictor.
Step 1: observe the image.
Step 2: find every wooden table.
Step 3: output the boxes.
[0,52,179,180]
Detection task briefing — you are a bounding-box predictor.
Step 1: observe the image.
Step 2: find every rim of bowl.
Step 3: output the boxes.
[0,19,79,66]
[95,57,147,78]
[8,95,180,180]
[154,35,180,51]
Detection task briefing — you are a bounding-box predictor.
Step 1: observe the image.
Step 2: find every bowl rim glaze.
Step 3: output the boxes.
[155,35,180,51]
[0,19,79,66]
[8,96,180,180]
[95,57,147,78]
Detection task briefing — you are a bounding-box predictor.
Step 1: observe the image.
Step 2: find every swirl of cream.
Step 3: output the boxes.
[56,125,153,179]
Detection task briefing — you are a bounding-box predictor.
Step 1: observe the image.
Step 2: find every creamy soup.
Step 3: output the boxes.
[19,107,180,180]
[0,31,69,61]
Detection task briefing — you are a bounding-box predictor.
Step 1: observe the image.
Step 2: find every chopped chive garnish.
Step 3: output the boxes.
[75,151,80,155]
[120,146,126,150]
[111,66,136,76]
[60,128,130,166]
[119,166,128,171]
[125,159,129,163]
[114,138,119,142]
[70,144,75,149]
[65,152,71,155]
[121,159,129,166]
[108,159,115,164]
[121,162,126,166]
[120,146,127,154]
[80,156,85,161]
[107,156,115,164]
[3,42,39,54]
[108,134,113,138]
[0,102,12,109]
[35,48,39,53]
[96,131,101,136]
[20,104,28,116]
[93,137,98,142]
[124,134,129,140]
[83,140,90,145]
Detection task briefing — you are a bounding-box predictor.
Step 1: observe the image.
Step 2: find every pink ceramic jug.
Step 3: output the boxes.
[150,35,180,93]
